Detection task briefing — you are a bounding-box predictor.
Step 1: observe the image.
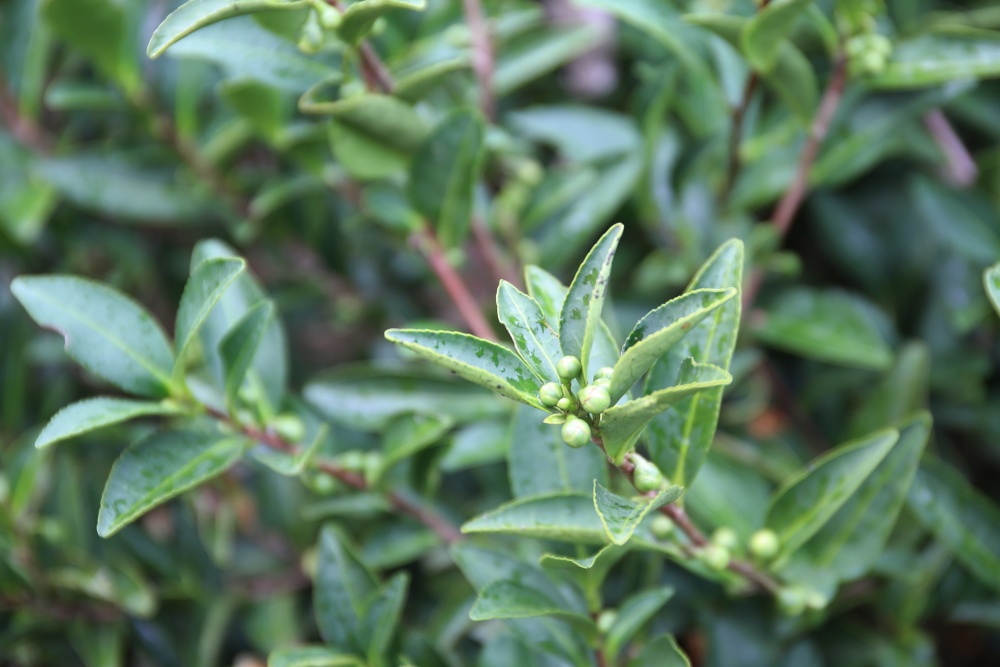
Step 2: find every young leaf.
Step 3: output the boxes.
[360,573,409,667]
[407,108,484,248]
[267,647,365,667]
[219,301,275,410]
[508,405,606,498]
[610,288,736,402]
[868,33,1000,89]
[765,429,899,559]
[604,586,675,659]
[97,430,248,537]
[147,0,310,59]
[175,257,245,376]
[497,281,563,382]
[12,275,176,398]
[559,223,623,380]
[36,397,181,449]
[462,493,608,544]
[471,580,593,626]
[646,239,744,489]
[384,330,544,409]
[984,262,1000,318]
[594,482,682,545]
[907,456,1000,592]
[41,0,139,93]
[337,0,426,45]
[741,0,811,72]
[314,525,379,653]
[627,635,691,667]
[601,360,732,465]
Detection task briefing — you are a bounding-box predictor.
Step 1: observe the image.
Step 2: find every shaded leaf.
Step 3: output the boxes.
[627,634,691,667]
[338,0,426,45]
[984,262,1000,319]
[175,258,245,374]
[220,301,274,410]
[41,0,138,92]
[508,405,606,498]
[462,492,607,544]
[268,646,365,667]
[594,482,682,545]
[380,412,453,471]
[470,580,592,626]
[847,343,930,439]
[314,525,378,653]
[869,33,1000,89]
[360,573,409,666]
[36,397,181,449]
[605,586,675,659]
[741,0,811,72]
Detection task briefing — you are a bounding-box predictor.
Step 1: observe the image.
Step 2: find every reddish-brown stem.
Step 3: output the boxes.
[924,109,977,187]
[0,77,52,154]
[207,408,463,544]
[461,0,495,121]
[472,217,520,289]
[411,225,497,341]
[721,72,759,202]
[743,51,848,309]
[326,0,394,93]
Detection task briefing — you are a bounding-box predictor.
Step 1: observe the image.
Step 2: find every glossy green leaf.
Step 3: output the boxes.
[754,288,893,370]
[394,57,471,103]
[471,580,593,625]
[267,646,365,667]
[97,430,247,537]
[338,0,426,45]
[869,33,1000,89]
[847,343,930,439]
[907,457,1000,591]
[219,301,274,410]
[610,288,736,402]
[148,0,309,58]
[559,224,623,380]
[462,492,608,544]
[741,0,811,72]
[497,281,563,382]
[594,482,682,545]
[601,360,731,465]
[508,405,606,498]
[765,429,899,558]
[540,543,629,608]
[408,109,484,248]
[380,412,453,471]
[12,275,176,398]
[36,397,181,449]
[314,524,378,653]
[782,414,931,590]
[627,635,691,667]
[646,240,744,488]
[360,573,409,666]
[384,330,544,409]
[985,262,1000,319]
[605,586,675,659]
[175,258,245,374]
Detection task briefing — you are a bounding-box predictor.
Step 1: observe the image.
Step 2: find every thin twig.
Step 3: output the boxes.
[721,72,759,202]
[410,225,498,341]
[924,109,977,187]
[207,408,463,544]
[0,75,52,153]
[472,217,520,288]
[326,0,394,93]
[461,0,495,120]
[743,51,849,309]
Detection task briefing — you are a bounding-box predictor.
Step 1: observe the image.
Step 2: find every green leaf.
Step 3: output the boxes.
[384,330,544,409]
[559,224,624,380]
[847,343,930,439]
[540,543,629,607]
[36,397,181,449]
[574,0,699,70]
[646,240,744,488]
[360,573,409,667]
[782,414,931,590]
[471,580,593,625]
[338,0,426,45]
[12,275,176,398]
[765,429,899,559]
[394,57,471,103]
[250,424,326,476]
[754,288,894,370]
[220,301,275,410]
[175,258,245,375]
[627,634,691,667]
[907,456,1000,592]
[605,586,675,659]
[148,0,309,58]
[380,412,453,472]
[97,430,247,537]
[610,288,736,403]
[41,0,138,93]
[601,360,732,465]
[985,262,1000,319]
[594,482,682,545]
[508,405,607,498]
[508,106,641,163]
[497,281,564,383]
[314,524,378,653]
[494,24,600,96]
[741,0,811,72]
[869,33,1000,89]
[462,492,608,544]
[267,646,365,667]
[408,109,484,248]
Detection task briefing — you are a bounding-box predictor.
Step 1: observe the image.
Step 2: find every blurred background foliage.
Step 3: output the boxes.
[2,0,1000,664]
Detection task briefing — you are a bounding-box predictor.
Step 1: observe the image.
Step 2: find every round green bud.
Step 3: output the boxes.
[517,160,544,186]
[805,589,827,611]
[651,514,675,539]
[712,527,739,552]
[594,367,615,381]
[556,356,582,380]
[562,417,591,448]
[556,397,574,412]
[314,2,341,29]
[594,377,612,389]
[579,385,611,414]
[596,609,618,634]
[273,413,306,443]
[539,382,564,407]
[777,586,808,616]
[363,451,384,484]
[338,450,366,471]
[869,34,892,56]
[700,544,731,572]
[749,528,781,561]
[632,455,665,492]
[860,50,887,75]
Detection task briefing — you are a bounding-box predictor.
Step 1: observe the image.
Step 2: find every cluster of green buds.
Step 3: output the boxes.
[537,356,615,448]
[846,32,892,76]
